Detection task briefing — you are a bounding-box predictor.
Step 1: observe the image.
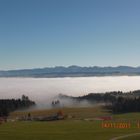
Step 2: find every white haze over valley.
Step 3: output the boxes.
[0,76,140,108]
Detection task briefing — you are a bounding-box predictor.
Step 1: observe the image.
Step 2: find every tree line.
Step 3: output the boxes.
[108,96,140,113]
[60,90,140,113]
[0,95,35,117]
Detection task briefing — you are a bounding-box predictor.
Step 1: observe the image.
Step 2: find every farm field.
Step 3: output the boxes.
[0,106,140,140]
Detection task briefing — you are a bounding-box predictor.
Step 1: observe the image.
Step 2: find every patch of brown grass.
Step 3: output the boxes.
[10,106,110,120]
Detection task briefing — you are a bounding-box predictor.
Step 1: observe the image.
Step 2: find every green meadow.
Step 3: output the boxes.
[0,106,140,140]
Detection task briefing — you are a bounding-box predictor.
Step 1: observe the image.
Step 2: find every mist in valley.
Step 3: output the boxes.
[0,76,140,109]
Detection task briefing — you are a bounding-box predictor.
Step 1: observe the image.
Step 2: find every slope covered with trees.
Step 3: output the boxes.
[0,95,35,117]
[59,90,140,113]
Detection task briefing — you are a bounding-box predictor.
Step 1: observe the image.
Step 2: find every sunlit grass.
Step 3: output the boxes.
[0,106,140,140]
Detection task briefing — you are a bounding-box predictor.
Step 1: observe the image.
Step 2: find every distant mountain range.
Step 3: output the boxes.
[0,66,140,77]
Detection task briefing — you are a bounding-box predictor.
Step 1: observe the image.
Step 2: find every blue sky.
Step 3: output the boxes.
[0,0,140,70]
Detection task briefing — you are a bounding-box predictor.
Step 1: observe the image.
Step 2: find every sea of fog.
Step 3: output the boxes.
[0,76,140,108]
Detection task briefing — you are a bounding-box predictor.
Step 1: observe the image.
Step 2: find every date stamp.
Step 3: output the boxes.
[102,121,140,129]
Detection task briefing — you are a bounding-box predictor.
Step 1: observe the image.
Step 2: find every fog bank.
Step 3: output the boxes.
[0,76,140,107]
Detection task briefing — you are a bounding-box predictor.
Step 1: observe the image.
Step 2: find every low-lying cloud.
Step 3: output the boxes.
[0,76,140,109]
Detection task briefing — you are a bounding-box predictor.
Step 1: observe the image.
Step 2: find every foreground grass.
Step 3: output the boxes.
[0,106,140,140]
[1,121,140,140]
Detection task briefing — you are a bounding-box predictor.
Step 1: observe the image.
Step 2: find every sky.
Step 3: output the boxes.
[0,0,140,70]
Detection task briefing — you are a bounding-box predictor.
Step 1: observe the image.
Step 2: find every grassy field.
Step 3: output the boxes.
[10,106,109,119]
[0,106,140,140]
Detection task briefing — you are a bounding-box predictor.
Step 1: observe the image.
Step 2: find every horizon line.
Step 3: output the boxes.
[1,65,140,71]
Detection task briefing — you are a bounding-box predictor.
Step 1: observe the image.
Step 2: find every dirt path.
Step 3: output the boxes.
[110,133,140,140]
